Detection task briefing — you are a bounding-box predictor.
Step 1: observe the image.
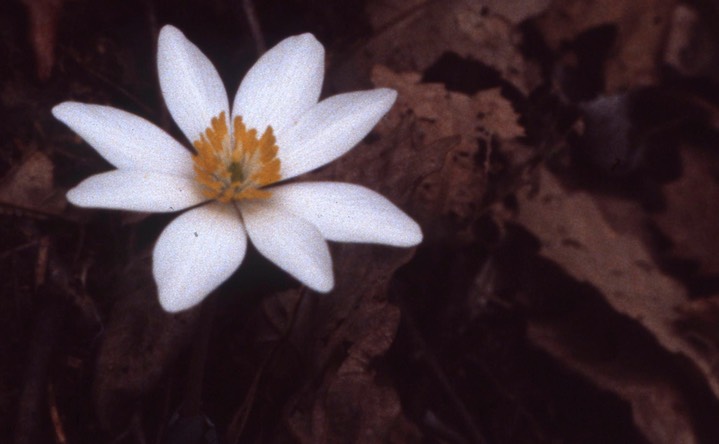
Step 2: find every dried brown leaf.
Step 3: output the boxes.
[279,64,511,443]
[93,257,199,431]
[365,0,538,93]
[675,296,719,368]
[513,165,719,441]
[280,242,418,443]
[0,151,65,216]
[288,297,405,444]
[534,0,677,91]
[480,0,552,24]
[475,87,526,140]
[364,65,521,241]
[528,317,698,444]
[653,146,719,276]
[516,167,687,331]
[662,4,715,77]
[279,59,523,438]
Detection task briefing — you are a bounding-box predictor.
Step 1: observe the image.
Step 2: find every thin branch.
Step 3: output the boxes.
[242,0,266,55]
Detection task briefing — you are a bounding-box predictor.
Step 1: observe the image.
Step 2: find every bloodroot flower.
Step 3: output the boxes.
[53,25,422,312]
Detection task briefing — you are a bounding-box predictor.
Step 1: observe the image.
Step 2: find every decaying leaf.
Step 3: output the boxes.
[277,61,516,442]
[274,61,522,440]
[516,166,682,348]
[0,151,65,216]
[528,315,698,444]
[365,0,538,94]
[480,0,552,24]
[93,256,200,431]
[653,146,719,277]
[534,0,677,91]
[662,4,716,77]
[362,65,521,241]
[285,284,410,444]
[675,296,719,369]
[5,0,719,441]
[512,164,719,441]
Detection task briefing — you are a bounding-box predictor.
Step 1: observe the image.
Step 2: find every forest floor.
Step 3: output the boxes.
[3,0,719,443]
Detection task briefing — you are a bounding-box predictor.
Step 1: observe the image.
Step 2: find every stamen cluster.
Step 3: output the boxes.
[192,111,281,202]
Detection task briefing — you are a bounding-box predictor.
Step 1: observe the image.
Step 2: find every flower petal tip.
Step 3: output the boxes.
[152,203,247,313]
[405,222,424,246]
[285,32,323,54]
[65,186,83,207]
[307,274,334,294]
[158,24,183,42]
[379,87,398,101]
[51,102,69,118]
[373,216,423,247]
[231,31,325,135]
[295,262,334,294]
[154,266,213,313]
[158,26,188,59]
[380,214,423,247]
[51,101,81,123]
[158,22,230,145]
[157,288,204,313]
[376,88,398,114]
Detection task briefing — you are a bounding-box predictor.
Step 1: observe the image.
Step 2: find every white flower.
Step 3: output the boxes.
[53,25,422,312]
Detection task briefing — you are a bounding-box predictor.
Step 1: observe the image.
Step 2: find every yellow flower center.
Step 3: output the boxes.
[192,112,281,202]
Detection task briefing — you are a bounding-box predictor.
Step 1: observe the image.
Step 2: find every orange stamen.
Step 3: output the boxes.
[192,112,281,202]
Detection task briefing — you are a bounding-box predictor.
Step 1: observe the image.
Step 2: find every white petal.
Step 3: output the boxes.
[241,201,333,292]
[52,102,194,176]
[153,203,247,312]
[277,89,397,180]
[158,25,230,145]
[67,170,206,212]
[269,182,422,246]
[232,33,324,135]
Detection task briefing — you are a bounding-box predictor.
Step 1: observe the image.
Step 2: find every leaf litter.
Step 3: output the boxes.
[3,0,719,443]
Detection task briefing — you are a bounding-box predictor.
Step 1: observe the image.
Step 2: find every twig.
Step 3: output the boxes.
[35,236,50,288]
[47,384,68,444]
[0,241,37,262]
[0,201,71,222]
[241,0,266,55]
